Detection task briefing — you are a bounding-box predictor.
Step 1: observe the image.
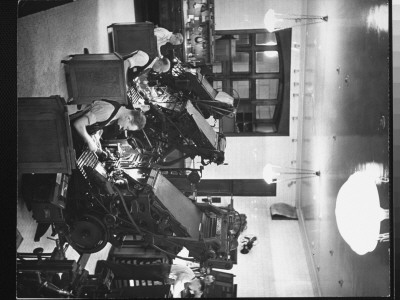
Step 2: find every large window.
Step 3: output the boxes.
[212,30,286,135]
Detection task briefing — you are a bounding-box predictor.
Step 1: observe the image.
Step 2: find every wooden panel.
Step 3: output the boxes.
[67,53,127,104]
[196,179,232,196]
[74,65,123,97]
[108,22,157,57]
[232,179,275,196]
[197,179,276,196]
[19,118,62,164]
[18,97,75,174]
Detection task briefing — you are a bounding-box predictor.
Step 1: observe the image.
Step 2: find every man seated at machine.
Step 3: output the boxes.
[154,27,184,58]
[70,99,146,155]
[121,50,171,111]
[96,260,214,298]
[123,50,171,74]
[123,50,171,87]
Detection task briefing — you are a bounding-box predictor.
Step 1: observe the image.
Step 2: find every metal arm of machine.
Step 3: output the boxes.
[112,184,142,235]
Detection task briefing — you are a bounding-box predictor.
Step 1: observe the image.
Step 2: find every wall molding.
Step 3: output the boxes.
[296,208,322,297]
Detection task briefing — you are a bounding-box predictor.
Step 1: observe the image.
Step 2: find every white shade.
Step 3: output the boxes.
[262,163,280,184]
[335,171,388,255]
[264,9,277,32]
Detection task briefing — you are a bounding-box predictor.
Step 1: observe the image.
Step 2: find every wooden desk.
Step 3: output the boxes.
[62,53,127,105]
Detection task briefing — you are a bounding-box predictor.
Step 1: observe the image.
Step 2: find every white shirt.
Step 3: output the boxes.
[84,101,116,126]
[126,50,150,69]
[169,264,196,298]
[154,27,173,47]
[68,100,116,127]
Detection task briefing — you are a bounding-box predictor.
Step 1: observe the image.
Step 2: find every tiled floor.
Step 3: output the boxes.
[296,0,390,296]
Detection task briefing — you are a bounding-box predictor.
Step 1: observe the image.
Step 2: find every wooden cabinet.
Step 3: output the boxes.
[107,22,157,57]
[63,53,127,105]
[18,96,75,174]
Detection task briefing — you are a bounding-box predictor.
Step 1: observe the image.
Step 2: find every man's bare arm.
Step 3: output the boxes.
[73,114,98,152]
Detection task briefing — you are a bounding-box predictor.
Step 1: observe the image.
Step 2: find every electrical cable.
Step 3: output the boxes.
[112,185,143,234]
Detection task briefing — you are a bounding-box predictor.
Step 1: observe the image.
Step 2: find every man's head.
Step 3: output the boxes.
[187,276,214,291]
[169,33,184,45]
[118,109,146,131]
[204,275,215,285]
[152,57,171,73]
[186,277,205,293]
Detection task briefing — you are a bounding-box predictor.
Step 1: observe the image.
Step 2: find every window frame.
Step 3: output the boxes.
[231,51,252,74]
[212,29,285,135]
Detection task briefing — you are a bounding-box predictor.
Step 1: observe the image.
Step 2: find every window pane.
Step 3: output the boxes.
[232,52,250,72]
[256,79,279,99]
[232,80,249,98]
[256,32,277,45]
[236,112,253,133]
[255,123,277,133]
[256,51,279,73]
[212,62,222,73]
[243,123,253,132]
[256,105,276,119]
[233,34,249,45]
[213,80,222,90]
